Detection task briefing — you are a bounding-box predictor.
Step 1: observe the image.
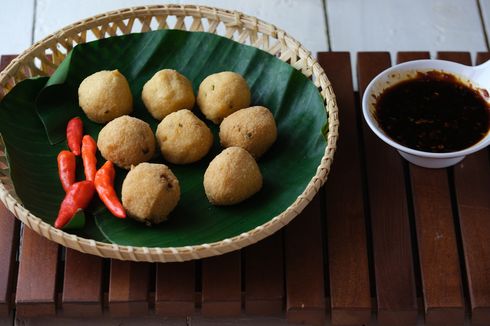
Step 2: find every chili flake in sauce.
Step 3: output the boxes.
[374,71,490,153]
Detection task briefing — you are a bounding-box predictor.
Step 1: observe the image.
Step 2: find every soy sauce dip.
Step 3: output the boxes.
[374,71,490,153]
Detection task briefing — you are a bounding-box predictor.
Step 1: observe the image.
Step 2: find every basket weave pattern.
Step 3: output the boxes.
[0,4,339,262]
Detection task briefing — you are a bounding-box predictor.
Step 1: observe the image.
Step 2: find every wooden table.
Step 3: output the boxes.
[0,52,489,326]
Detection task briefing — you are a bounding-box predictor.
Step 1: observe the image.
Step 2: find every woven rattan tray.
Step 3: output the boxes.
[0,4,338,262]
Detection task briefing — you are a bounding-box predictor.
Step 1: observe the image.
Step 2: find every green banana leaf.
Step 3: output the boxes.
[0,29,327,247]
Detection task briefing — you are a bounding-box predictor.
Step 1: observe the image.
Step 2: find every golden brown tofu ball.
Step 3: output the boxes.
[219,106,277,158]
[203,147,262,205]
[142,69,195,120]
[197,71,251,124]
[121,163,180,224]
[156,109,213,164]
[97,115,155,169]
[78,70,133,123]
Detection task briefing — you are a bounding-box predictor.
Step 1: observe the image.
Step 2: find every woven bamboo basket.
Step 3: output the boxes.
[0,4,339,262]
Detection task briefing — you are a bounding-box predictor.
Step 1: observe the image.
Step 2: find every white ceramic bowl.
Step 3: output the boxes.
[362,59,490,168]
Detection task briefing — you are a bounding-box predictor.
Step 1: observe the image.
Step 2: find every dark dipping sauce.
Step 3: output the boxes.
[374,71,490,153]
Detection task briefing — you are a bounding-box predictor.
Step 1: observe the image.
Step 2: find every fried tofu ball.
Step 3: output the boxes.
[78,70,133,123]
[97,116,155,169]
[219,106,277,158]
[197,71,251,124]
[204,147,262,205]
[122,163,180,224]
[156,109,213,164]
[142,69,195,120]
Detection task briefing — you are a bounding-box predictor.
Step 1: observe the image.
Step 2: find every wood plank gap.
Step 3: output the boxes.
[241,249,246,303]
[30,0,37,45]
[195,259,202,308]
[448,167,472,313]
[401,159,423,300]
[148,263,156,311]
[281,228,287,311]
[101,258,110,312]
[477,0,490,50]
[321,0,332,51]
[319,187,330,307]
[55,247,65,312]
[353,84,377,300]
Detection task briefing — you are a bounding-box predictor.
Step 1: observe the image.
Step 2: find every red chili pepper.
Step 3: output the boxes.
[57,150,76,192]
[54,181,95,229]
[82,135,97,182]
[67,117,83,156]
[95,161,126,219]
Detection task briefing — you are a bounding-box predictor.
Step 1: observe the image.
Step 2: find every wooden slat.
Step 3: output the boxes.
[446,51,490,326]
[357,52,418,326]
[285,194,325,326]
[0,54,17,105]
[245,232,284,315]
[477,53,490,63]
[0,203,19,316]
[396,52,432,62]
[201,252,241,317]
[62,249,103,316]
[155,262,195,316]
[397,52,465,326]
[318,51,371,326]
[0,55,16,71]
[411,165,466,325]
[15,227,58,317]
[108,260,150,317]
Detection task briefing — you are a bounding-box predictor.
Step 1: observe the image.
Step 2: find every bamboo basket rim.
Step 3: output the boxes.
[0,4,339,262]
